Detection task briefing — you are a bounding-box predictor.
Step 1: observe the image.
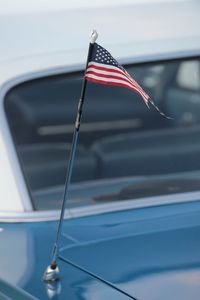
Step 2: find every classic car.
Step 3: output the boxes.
[0,0,200,299]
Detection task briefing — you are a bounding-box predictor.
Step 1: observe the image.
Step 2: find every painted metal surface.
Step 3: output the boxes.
[1,1,200,63]
[0,200,199,299]
[0,278,37,300]
[0,0,200,86]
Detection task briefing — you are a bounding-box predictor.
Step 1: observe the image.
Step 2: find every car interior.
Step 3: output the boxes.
[4,58,200,210]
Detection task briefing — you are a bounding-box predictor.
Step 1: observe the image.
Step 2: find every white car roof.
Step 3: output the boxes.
[0,0,200,86]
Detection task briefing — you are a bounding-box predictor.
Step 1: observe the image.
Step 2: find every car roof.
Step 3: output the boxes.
[0,0,200,86]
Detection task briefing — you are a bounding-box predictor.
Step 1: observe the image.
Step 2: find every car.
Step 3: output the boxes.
[0,0,200,299]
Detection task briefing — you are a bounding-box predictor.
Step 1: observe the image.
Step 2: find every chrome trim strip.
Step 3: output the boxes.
[0,209,71,223]
[0,190,200,223]
[38,118,142,135]
[69,190,200,218]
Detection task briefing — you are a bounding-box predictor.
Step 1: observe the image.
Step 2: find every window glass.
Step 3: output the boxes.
[4,58,200,211]
[177,60,200,90]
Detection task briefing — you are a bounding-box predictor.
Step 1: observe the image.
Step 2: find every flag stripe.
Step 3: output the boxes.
[85,69,148,100]
[86,76,149,102]
[86,66,129,80]
[88,61,123,72]
[86,67,141,90]
[86,73,141,90]
[85,73,149,103]
[88,63,138,86]
[88,62,146,94]
[86,69,137,86]
[87,63,148,98]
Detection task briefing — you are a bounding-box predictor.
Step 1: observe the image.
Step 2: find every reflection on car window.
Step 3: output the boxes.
[177,60,200,90]
[4,57,200,210]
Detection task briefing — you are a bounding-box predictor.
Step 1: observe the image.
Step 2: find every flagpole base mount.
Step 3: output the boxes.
[43,264,60,283]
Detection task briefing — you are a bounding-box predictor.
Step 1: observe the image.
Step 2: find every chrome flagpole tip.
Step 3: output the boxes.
[43,265,60,283]
[90,29,98,44]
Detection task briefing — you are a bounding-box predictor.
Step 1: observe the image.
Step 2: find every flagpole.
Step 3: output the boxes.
[43,30,98,283]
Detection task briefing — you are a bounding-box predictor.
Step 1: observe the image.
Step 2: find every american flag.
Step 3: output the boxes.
[85,42,150,106]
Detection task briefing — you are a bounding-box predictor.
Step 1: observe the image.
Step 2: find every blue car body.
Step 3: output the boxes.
[0,200,200,299]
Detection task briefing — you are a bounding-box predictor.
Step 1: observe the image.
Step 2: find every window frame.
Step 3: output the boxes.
[2,54,200,222]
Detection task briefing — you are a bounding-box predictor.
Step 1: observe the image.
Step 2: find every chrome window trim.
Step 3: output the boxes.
[0,190,200,223]
[0,63,85,213]
[0,49,200,219]
[0,86,32,212]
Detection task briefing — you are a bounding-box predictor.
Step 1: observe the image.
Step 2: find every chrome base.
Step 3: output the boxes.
[45,281,62,298]
[43,265,60,283]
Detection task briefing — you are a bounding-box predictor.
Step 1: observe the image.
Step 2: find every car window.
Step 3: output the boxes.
[176,60,200,90]
[4,57,200,211]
